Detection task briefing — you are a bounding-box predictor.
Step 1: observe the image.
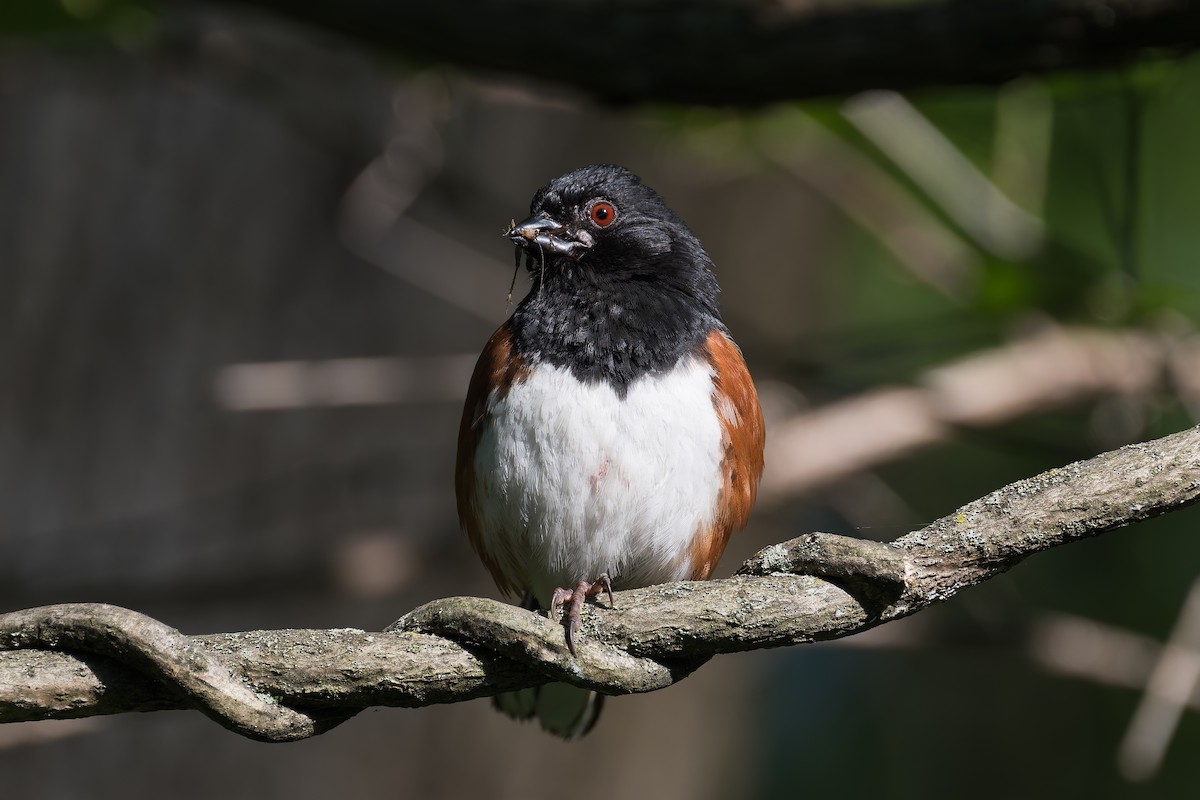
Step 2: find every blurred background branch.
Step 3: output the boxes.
[215,0,1200,104]
[763,323,1177,496]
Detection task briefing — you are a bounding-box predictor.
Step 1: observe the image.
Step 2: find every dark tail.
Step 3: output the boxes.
[493,684,604,740]
[491,592,605,739]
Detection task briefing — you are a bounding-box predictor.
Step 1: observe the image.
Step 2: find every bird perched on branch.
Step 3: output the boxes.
[456,164,764,738]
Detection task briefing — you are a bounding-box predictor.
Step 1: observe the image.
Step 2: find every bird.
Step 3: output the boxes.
[455,164,765,739]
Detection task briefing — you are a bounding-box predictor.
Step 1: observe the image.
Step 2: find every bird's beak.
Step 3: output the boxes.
[506,213,590,256]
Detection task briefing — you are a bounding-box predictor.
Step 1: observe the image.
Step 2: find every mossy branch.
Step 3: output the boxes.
[3,427,1198,741]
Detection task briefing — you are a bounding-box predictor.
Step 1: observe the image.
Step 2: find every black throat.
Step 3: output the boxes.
[509,258,719,396]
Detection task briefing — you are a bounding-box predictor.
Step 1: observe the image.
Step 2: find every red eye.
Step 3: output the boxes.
[589,201,617,228]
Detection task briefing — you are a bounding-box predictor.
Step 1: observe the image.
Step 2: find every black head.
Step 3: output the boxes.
[507,165,719,313]
[505,165,725,393]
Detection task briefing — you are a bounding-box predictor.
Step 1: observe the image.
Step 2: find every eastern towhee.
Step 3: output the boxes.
[456,164,765,738]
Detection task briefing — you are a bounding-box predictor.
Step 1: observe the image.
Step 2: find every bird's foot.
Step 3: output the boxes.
[549,574,614,656]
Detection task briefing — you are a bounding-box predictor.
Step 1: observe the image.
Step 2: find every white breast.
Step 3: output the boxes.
[470,356,724,602]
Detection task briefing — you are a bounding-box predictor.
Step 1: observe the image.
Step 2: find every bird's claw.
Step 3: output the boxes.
[549,573,613,656]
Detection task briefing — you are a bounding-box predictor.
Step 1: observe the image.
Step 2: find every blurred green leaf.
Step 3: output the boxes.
[0,0,157,40]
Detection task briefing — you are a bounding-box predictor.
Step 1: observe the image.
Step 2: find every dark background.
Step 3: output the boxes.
[3,2,1200,798]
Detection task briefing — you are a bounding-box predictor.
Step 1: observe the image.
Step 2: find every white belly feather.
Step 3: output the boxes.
[471,356,724,601]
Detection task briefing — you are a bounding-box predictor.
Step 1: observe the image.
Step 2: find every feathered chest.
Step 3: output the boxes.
[510,276,718,396]
[466,356,726,601]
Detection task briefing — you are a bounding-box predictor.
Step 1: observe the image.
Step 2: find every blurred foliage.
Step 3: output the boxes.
[667,53,1200,387]
[736,53,1200,799]
[1,0,157,44]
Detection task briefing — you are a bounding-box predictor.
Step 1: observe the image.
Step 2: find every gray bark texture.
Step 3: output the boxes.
[3,425,1199,742]
[218,0,1200,104]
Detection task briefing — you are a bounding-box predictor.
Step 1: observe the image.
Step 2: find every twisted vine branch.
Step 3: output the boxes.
[3,427,1199,741]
